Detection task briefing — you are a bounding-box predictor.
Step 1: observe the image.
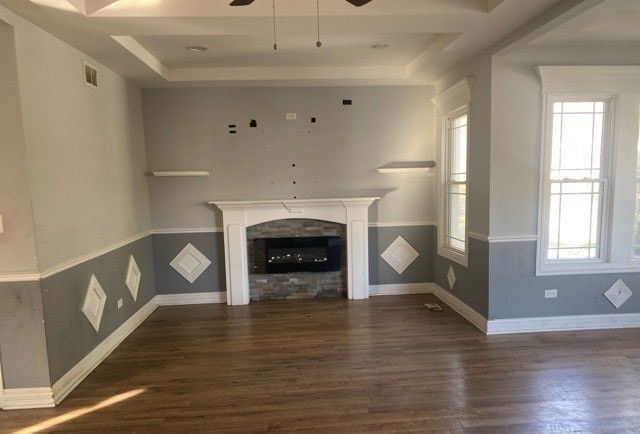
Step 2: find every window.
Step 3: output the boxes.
[634,113,640,258]
[539,96,614,273]
[545,98,612,262]
[445,111,468,253]
[432,78,473,267]
[536,67,640,275]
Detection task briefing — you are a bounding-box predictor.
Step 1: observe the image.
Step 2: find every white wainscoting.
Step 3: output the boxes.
[2,388,55,410]
[156,292,227,306]
[52,297,158,404]
[486,313,640,334]
[369,283,433,296]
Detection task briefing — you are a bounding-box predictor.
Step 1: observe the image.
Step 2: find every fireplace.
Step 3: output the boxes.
[253,236,341,274]
[211,197,379,305]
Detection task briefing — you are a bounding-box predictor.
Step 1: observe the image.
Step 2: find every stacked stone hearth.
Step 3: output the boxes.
[247,219,347,301]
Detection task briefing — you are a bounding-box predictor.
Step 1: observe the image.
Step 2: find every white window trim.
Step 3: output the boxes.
[432,78,473,267]
[536,94,617,276]
[535,66,640,276]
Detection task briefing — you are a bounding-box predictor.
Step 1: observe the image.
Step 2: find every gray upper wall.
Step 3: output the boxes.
[142,86,436,230]
[491,45,640,238]
[0,22,38,274]
[0,5,152,271]
[435,51,492,237]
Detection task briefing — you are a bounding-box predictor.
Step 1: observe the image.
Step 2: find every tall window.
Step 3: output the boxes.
[433,77,472,267]
[445,111,468,253]
[546,99,611,261]
[536,66,640,276]
[634,112,640,258]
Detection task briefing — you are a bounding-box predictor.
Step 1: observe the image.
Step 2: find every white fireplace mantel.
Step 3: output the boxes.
[210,197,380,306]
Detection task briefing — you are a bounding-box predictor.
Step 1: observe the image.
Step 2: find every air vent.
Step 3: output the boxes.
[83,61,98,89]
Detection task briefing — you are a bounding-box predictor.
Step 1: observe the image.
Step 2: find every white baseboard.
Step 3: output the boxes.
[155,292,227,306]
[51,298,157,405]
[486,312,640,335]
[2,387,54,410]
[430,284,488,333]
[369,283,433,296]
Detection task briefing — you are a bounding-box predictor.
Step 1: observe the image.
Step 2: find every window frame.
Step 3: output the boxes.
[438,105,470,267]
[537,93,618,275]
[432,77,473,268]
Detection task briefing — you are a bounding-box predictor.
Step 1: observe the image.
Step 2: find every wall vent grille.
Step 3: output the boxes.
[83,61,98,89]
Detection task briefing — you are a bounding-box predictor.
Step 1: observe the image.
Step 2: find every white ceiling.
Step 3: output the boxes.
[531,0,640,46]
[0,0,597,87]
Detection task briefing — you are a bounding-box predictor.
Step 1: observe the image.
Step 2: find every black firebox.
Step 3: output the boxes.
[253,236,341,274]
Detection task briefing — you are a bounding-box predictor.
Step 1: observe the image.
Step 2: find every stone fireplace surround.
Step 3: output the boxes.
[210,198,379,306]
[247,219,347,301]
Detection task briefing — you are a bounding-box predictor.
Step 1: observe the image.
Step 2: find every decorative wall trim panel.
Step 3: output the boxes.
[369,283,432,296]
[467,232,489,242]
[2,387,55,410]
[152,227,223,234]
[40,231,152,279]
[380,236,420,274]
[81,275,107,332]
[467,232,538,243]
[169,243,212,283]
[125,255,141,301]
[0,273,41,283]
[155,292,227,306]
[52,298,157,405]
[486,313,640,335]
[488,235,538,243]
[369,221,436,228]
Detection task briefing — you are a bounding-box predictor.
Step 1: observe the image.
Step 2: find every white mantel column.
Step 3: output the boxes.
[220,209,250,306]
[211,198,379,306]
[344,200,370,300]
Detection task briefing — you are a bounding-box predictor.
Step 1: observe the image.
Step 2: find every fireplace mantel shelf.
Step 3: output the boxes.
[209,197,380,211]
[210,197,380,306]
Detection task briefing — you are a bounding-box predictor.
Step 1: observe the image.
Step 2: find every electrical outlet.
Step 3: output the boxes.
[117,298,123,309]
[286,113,297,120]
[545,289,558,299]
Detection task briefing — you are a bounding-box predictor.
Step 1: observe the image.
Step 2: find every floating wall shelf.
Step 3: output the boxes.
[377,161,436,174]
[151,171,210,177]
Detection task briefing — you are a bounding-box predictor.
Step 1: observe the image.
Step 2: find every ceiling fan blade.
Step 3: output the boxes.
[345,0,372,6]
[229,0,255,5]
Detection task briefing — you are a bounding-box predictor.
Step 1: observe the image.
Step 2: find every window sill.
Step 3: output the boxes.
[536,262,640,276]
[438,245,468,268]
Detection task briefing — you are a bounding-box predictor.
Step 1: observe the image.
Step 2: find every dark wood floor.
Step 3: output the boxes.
[3,294,640,433]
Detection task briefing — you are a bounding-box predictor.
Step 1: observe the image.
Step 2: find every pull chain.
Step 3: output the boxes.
[316,0,322,48]
[273,0,278,50]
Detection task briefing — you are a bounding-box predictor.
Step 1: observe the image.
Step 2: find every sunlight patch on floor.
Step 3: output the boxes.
[12,388,146,434]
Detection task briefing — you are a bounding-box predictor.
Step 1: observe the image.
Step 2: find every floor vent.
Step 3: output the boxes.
[425,303,443,312]
[83,61,98,89]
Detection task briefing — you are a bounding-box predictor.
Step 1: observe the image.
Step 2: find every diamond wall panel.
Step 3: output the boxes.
[380,236,419,275]
[170,243,212,283]
[82,274,107,332]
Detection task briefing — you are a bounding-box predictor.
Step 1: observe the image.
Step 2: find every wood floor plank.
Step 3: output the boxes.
[1,294,640,433]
